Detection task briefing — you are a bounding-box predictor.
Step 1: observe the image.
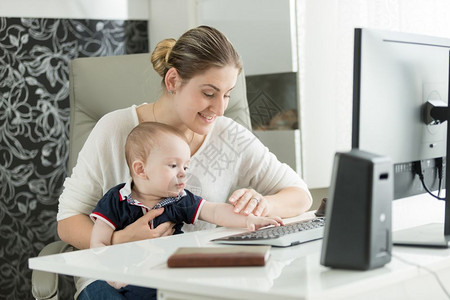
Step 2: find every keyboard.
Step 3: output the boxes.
[211,217,325,247]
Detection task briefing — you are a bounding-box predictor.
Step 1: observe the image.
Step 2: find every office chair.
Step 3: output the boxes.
[31,53,251,299]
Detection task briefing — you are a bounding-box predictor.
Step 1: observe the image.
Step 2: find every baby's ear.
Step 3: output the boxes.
[132,160,147,179]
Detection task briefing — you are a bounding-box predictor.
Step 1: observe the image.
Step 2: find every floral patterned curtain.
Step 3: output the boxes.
[0,17,148,299]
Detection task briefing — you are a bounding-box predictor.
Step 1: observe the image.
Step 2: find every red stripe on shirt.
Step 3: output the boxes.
[91,212,117,229]
[190,198,204,224]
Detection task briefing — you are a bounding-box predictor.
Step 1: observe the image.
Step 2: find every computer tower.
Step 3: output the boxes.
[320,149,392,270]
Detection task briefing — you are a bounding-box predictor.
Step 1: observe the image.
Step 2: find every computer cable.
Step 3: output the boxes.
[413,160,446,201]
[392,253,450,299]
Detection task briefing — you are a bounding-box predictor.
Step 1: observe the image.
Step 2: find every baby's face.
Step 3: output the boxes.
[143,134,191,198]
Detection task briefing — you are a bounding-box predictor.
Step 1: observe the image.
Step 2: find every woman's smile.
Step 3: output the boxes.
[198,112,215,122]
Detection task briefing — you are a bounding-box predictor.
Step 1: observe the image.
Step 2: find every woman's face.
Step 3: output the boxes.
[173,65,239,135]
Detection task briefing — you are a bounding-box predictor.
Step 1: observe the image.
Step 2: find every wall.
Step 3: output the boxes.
[0,1,149,299]
[149,0,298,76]
[197,0,298,76]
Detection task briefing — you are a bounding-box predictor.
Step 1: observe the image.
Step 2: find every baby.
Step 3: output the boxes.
[89,122,283,299]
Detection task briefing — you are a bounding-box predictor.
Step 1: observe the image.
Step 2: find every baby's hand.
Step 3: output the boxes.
[246,215,284,231]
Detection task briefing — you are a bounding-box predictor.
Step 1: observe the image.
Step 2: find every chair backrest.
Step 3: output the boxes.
[68,53,251,174]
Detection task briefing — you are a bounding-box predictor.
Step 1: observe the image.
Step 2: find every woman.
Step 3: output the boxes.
[57,25,312,299]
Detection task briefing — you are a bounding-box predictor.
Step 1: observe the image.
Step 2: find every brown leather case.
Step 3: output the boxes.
[167,246,271,268]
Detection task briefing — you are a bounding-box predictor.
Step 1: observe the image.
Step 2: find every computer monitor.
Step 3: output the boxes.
[352,28,450,247]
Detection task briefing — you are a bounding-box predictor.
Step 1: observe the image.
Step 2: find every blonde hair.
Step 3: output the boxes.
[125,122,188,174]
[151,25,242,85]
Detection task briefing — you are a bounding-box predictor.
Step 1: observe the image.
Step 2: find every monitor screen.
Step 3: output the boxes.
[352,28,450,247]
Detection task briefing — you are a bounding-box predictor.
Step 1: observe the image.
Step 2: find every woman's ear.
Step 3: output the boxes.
[132,160,147,179]
[164,67,180,94]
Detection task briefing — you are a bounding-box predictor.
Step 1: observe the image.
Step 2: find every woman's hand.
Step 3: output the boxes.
[228,188,270,217]
[112,208,175,244]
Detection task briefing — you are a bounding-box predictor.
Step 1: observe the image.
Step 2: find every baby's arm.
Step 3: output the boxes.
[199,202,284,231]
[90,220,114,248]
[90,220,128,289]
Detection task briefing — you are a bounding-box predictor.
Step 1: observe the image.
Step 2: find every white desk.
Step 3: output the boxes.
[29,199,450,300]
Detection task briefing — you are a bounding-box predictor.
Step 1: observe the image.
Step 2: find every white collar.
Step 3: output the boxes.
[119,178,133,201]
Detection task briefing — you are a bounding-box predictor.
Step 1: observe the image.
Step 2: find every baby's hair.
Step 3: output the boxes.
[125,122,188,174]
[151,25,242,85]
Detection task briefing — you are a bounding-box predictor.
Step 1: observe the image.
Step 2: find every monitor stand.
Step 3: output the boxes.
[393,223,450,248]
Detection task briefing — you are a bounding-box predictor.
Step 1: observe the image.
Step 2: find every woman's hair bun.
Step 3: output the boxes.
[150,38,176,77]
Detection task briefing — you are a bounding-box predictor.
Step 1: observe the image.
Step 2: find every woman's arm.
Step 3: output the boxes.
[222,120,312,218]
[265,186,311,217]
[58,215,93,250]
